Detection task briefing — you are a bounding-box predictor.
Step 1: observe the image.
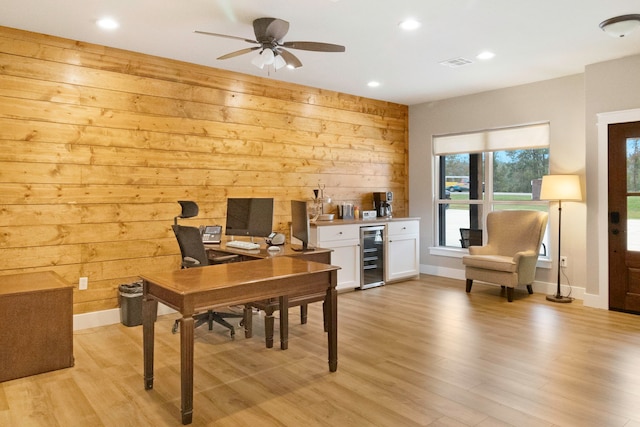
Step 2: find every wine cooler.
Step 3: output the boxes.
[359,225,385,289]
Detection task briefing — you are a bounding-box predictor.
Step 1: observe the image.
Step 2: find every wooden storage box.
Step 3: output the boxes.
[0,271,74,382]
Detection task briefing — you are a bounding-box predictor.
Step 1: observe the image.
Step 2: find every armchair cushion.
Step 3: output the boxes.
[462,255,516,273]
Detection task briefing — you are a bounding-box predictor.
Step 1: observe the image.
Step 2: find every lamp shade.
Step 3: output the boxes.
[539,175,582,201]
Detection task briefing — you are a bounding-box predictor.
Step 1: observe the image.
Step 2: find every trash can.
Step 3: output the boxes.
[119,281,144,327]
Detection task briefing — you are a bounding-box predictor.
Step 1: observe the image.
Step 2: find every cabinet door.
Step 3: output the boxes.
[328,240,360,290]
[386,234,419,282]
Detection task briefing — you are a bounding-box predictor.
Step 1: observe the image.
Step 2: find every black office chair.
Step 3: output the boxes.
[171,201,242,337]
[460,228,483,248]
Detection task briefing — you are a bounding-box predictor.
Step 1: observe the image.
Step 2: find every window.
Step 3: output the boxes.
[433,123,550,253]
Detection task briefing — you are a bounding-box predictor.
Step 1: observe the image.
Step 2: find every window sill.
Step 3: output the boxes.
[429,246,552,269]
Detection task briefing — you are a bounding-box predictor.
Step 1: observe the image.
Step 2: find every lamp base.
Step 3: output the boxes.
[546,294,573,303]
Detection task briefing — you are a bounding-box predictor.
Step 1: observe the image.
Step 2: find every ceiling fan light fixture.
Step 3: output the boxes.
[251,51,266,68]
[262,48,275,65]
[274,53,287,70]
[198,17,344,71]
[599,14,640,37]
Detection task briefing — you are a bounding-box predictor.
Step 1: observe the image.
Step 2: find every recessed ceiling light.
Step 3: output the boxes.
[367,81,381,88]
[399,19,421,31]
[476,51,495,60]
[97,17,119,30]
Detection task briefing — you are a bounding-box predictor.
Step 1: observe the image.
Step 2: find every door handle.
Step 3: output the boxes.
[612,229,620,235]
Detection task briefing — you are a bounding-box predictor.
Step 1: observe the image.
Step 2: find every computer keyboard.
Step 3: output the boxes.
[225,240,261,250]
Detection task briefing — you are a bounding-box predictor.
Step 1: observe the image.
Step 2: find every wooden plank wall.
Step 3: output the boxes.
[0,26,408,314]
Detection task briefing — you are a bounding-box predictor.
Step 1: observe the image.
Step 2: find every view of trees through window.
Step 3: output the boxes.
[627,138,640,193]
[437,148,549,249]
[444,149,549,193]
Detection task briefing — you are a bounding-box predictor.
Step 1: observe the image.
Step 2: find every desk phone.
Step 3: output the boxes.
[202,225,222,244]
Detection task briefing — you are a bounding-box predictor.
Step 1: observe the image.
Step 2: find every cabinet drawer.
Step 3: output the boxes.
[317,224,359,242]
[387,220,419,236]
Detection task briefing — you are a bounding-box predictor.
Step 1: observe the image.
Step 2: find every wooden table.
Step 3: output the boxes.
[206,244,332,348]
[140,256,339,425]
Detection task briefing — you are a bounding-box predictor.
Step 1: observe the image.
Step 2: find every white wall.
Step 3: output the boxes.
[584,54,640,307]
[408,74,587,295]
[409,53,640,309]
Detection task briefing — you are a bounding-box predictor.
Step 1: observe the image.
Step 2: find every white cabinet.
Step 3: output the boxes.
[385,220,420,282]
[310,224,360,290]
[310,219,420,289]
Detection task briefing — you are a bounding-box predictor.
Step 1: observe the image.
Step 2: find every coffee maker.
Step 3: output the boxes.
[373,191,393,218]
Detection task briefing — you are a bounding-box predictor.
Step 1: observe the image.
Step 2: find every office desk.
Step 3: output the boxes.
[141,256,339,425]
[206,244,332,348]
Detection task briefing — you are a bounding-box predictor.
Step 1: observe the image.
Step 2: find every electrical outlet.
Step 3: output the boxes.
[560,256,568,268]
[79,277,88,290]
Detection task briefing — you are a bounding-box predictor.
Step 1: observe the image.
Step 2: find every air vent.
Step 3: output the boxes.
[439,57,473,68]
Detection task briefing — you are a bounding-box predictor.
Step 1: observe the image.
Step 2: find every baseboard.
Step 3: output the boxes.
[73,303,176,331]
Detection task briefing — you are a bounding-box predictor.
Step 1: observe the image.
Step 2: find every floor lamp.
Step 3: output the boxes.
[540,175,582,303]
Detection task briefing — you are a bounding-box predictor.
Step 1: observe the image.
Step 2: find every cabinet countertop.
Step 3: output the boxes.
[310,217,420,227]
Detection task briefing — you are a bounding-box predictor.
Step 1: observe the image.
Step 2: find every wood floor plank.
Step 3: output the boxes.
[2,275,640,426]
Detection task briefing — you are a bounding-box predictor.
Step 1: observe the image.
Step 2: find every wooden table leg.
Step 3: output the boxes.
[279,295,289,350]
[327,271,338,372]
[264,307,275,348]
[180,315,195,425]
[142,293,157,390]
[243,304,253,338]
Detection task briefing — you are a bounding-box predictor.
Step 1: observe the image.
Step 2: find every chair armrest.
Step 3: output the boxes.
[182,256,201,268]
[513,250,539,284]
[211,254,239,263]
[468,244,496,255]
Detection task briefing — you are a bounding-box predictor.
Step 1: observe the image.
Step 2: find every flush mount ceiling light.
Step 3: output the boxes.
[599,14,640,37]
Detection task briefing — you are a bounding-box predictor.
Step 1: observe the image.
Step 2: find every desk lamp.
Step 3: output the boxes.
[540,175,582,303]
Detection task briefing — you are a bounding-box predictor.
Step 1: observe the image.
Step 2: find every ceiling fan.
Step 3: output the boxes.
[195,17,345,70]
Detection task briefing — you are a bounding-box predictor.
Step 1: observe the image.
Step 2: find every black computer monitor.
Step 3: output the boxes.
[291,200,311,251]
[225,198,274,238]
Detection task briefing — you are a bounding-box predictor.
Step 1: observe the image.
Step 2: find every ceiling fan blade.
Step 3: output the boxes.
[253,18,289,42]
[217,47,260,60]
[194,30,259,45]
[277,49,303,69]
[281,41,345,53]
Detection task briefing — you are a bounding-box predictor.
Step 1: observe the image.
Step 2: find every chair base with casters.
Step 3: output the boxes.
[462,210,548,302]
[171,310,243,336]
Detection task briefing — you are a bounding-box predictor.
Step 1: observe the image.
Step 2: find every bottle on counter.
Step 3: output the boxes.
[354,206,359,219]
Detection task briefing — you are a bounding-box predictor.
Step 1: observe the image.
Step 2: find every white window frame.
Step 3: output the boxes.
[429,122,552,268]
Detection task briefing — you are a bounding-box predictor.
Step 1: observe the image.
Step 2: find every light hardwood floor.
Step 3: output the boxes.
[2,275,640,427]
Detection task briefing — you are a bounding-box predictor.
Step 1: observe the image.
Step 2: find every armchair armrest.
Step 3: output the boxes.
[513,250,539,285]
[468,244,496,255]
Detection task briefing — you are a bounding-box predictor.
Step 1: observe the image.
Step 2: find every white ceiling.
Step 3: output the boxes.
[2,0,639,105]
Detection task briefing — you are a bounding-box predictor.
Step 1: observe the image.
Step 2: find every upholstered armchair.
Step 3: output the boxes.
[462,210,548,302]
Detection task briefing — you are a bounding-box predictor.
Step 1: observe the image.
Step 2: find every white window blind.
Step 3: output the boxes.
[433,122,549,155]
